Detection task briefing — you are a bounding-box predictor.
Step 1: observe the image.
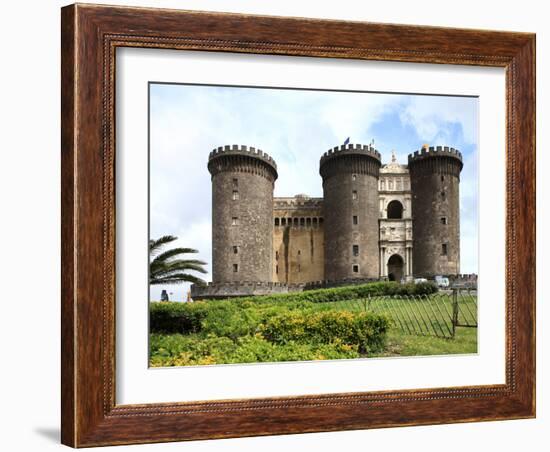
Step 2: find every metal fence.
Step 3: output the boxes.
[327,290,477,339]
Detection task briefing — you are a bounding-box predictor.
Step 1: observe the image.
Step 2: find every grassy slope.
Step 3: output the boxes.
[149,292,477,366]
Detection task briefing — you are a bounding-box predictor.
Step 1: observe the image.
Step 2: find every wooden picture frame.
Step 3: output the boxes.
[61,3,535,447]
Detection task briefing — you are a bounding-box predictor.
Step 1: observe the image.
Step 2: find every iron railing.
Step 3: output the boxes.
[321,289,477,339]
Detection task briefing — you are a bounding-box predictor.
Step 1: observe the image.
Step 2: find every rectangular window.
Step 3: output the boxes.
[232,178,238,187]
[440,217,448,225]
[232,190,239,200]
[231,217,238,226]
[297,250,301,256]
[233,246,238,254]
[441,175,445,182]
[352,190,358,200]
[442,243,448,255]
[353,245,359,256]
[353,215,358,225]
[274,218,280,226]
[352,265,359,273]
[233,264,239,272]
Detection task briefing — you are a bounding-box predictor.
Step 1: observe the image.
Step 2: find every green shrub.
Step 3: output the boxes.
[149,302,208,334]
[149,333,361,366]
[208,281,438,304]
[261,310,390,353]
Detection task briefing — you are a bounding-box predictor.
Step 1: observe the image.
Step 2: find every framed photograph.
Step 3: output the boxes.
[61,3,535,447]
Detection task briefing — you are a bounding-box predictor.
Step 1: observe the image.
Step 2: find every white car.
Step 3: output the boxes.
[434,275,450,288]
[414,278,428,284]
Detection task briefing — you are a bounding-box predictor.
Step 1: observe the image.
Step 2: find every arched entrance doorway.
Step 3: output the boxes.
[387,200,403,219]
[387,254,404,282]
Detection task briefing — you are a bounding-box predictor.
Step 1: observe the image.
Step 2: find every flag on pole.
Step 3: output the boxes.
[343,137,350,145]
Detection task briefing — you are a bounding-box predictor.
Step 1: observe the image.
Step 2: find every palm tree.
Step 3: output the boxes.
[149,235,207,286]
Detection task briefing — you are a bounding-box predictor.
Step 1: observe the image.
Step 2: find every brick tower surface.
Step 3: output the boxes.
[208,145,278,283]
[320,143,382,280]
[408,145,463,278]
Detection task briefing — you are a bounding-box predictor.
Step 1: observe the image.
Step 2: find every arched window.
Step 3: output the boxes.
[387,200,404,219]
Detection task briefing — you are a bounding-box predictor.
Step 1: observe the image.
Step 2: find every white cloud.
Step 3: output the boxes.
[399,95,478,145]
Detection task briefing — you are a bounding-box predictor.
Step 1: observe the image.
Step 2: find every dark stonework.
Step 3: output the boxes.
[208,145,277,284]
[408,146,463,278]
[190,143,466,300]
[320,144,382,280]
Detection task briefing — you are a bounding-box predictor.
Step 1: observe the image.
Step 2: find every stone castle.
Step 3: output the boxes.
[191,143,463,299]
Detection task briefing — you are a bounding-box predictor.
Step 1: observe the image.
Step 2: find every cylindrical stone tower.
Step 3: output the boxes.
[408,145,463,278]
[320,143,381,281]
[208,144,278,283]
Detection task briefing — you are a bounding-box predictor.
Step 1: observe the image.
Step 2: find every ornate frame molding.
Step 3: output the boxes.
[61,4,535,447]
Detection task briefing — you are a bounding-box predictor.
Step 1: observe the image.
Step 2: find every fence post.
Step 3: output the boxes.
[452,289,459,338]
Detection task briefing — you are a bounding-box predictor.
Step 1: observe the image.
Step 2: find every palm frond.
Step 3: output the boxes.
[149,235,178,255]
[150,273,207,286]
[151,247,200,265]
[149,235,208,286]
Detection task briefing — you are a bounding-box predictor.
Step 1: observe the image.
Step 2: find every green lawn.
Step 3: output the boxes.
[371,327,478,358]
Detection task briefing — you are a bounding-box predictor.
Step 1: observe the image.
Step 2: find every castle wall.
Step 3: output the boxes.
[272,197,324,283]
[208,145,277,283]
[320,145,381,280]
[195,143,465,300]
[408,147,462,278]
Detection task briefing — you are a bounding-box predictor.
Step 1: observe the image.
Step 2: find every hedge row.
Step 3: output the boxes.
[149,281,436,335]
[217,281,438,304]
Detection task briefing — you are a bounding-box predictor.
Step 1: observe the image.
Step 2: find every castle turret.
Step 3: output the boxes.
[320,143,381,281]
[408,145,463,278]
[208,145,278,283]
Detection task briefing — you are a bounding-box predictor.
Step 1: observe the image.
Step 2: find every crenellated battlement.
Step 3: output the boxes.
[208,144,277,170]
[273,196,324,210]
[407,146,463,165]
[320,143,381,167]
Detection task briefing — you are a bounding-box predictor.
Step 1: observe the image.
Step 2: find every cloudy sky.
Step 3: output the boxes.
[149,83,478,302]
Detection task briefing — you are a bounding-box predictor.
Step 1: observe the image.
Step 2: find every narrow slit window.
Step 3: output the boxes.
[353,215,358,225]
[352,190,358,200]
[233,264,239,272]
[231,217,238,226]
[232,178,238,187]
[442,243,448,255]
[233,246,238,254]
[352,174,357,181]
[353,245,359,256]
[232,190,239,200]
